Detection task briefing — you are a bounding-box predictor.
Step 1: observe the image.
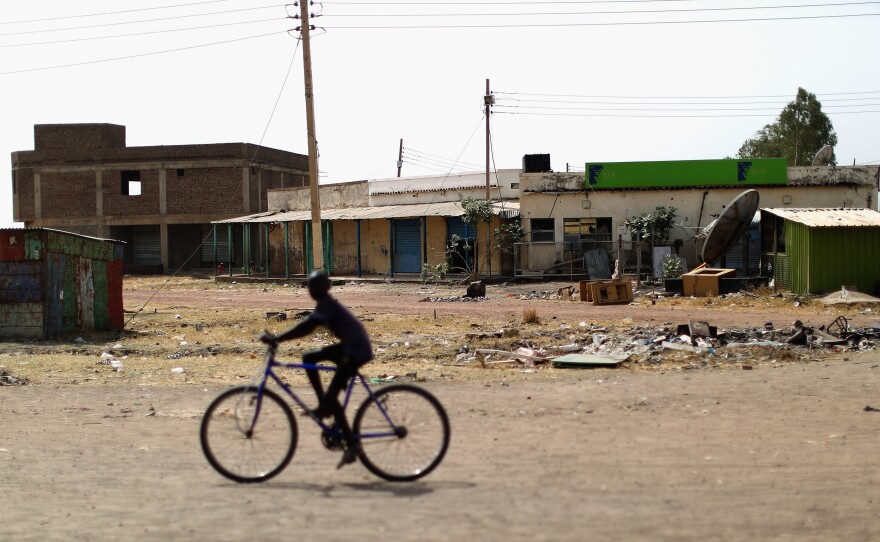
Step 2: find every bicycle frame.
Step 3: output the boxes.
[247,345,400,441]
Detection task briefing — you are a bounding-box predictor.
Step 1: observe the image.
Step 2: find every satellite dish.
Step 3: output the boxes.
[811,144,835,166]
[700,189,760,266]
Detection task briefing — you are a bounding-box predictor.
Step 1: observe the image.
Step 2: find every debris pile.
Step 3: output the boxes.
[460,315,880,370]
[0,370,28,386]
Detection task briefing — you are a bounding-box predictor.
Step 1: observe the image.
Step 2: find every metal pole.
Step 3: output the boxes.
[300,1,323,272]
[397,139,403,177]
[227,224,233,276]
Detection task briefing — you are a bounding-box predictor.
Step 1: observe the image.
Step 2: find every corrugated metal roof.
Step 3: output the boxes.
[214,201,519,224]
[762,208,880,227]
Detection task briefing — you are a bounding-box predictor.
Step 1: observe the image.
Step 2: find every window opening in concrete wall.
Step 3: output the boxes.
[531,218,555,242]
[11,171,15,194]
[564,217,612,252]
[177,169,185,177]
[121,170,141,196]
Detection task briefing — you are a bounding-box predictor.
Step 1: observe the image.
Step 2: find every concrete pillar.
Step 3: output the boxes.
[95,169,106,238]
[159,169,167,215]
[34,172,42,219]
[160,222,169,272]
[242,167,250,213]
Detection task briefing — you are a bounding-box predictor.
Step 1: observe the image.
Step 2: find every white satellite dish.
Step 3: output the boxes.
[811,145,835,166]
[700,189,760,265]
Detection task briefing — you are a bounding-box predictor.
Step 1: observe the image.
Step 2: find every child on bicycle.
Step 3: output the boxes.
[259,270,373,468]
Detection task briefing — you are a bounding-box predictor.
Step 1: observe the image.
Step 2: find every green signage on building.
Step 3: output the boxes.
[584,158,787,189]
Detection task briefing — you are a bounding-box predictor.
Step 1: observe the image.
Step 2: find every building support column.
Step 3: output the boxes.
[389,219,395,278]
[34,172,42,220]
[356,219,362,278]
[160,222,169,273]
[284,222,290,279]
[227,224,233,276]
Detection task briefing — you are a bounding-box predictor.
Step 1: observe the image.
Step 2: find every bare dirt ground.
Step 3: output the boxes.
[2,275,879,541]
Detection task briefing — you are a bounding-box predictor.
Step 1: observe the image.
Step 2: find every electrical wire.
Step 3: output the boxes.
[322,12,880,28]
[403,150,484,171]
[494,109,880,118]
[125,33,302,326]
[323,1,880,17]
[495,90,880,99]
[0,30,290,76]
[0,18,287,48]
[0,4,287,36]
[404,147,484,170]
[493,94,880,105]
[0,1,243,25]
[493,102,880,112]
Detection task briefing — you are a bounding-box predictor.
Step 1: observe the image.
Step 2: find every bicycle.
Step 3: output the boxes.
[200,342,450,483]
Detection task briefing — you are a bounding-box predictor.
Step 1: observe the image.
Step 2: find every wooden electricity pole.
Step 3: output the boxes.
[300,0,323,272]
[484,78,492,201]
[397,138,403,177]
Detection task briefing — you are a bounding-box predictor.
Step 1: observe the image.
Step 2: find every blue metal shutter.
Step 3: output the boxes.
[305,221,335,274]
[394,219,421,273]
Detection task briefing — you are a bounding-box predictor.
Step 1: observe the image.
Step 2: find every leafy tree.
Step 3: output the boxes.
[737,87,838,166]
[625,206,677,244]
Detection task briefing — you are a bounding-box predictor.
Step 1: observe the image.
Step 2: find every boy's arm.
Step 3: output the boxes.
[270,315,319,343]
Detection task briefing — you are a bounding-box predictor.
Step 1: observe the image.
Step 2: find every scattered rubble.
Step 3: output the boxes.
[461,314,880,370]
[0,370,28,386]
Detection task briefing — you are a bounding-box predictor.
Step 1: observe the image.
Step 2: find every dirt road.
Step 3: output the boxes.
[3,358,879,541]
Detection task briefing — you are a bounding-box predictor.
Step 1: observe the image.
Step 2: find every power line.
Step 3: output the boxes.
[403,154,477,171]
[495,90,880,99]
[0,30,291,76]
[324,1,880,17]
[322,11,880,28]
[403,147,484,170]
[493,95,880,105]
[0,18,286,48]
[494,109,880,118]
[323,1,703,4]
[0,4,286,37]
[0,0,237,25]
[494,102,880,112]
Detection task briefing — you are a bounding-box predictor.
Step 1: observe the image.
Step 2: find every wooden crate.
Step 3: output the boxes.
[681,268,736,297]
[579,280,633,305]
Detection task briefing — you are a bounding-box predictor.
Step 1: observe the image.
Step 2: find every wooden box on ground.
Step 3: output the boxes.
[681,268,736,297]
[579,280,633,305]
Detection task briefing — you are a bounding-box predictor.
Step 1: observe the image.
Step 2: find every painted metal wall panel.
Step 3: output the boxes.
[0,231,26,261]
[0,261,42,303]
[0,303,43,339]
[106,259,124,330]
[44,252,64,338]
[76,257,95,331]
[784,222,880,294]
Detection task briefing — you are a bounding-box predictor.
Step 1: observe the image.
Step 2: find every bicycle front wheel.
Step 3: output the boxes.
[353,384,450,482]
[200,386,298,483]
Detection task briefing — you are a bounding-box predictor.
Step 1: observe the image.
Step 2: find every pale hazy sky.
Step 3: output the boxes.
[3,0,879,228]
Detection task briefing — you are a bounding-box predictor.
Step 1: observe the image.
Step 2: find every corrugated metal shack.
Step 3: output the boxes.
[761,208,880,295]
[0,228,125,339]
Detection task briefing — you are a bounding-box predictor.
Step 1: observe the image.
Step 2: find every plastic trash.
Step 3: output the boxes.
[171,367,185,374]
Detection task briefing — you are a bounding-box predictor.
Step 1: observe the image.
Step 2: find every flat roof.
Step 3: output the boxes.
[761,208,880,227]
[213,200,520,224]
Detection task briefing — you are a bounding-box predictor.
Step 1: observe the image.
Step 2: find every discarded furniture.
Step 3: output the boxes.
[579,279,633,305]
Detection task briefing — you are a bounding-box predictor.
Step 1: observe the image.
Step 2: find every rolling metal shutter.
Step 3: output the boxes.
[305,221,335,274]
[131,226,161,265]
[394,219,421,273]
[200,224,231,266]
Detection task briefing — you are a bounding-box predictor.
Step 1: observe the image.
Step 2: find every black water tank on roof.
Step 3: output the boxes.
[522,154,551,173]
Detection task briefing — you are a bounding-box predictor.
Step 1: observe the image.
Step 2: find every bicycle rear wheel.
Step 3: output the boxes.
[200,386,298,483]
[353,384,450,482]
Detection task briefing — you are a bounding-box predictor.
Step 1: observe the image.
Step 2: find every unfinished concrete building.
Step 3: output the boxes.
[11,123,308,272]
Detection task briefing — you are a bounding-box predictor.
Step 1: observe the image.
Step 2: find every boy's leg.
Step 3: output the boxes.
[302,344,345,416]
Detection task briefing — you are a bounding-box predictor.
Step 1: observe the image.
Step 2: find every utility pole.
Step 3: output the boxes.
[300,0,323,272]
[397,138,403,177]
[484,78,493,201]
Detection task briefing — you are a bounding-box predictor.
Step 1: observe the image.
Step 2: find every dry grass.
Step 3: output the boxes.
[1,274,868,388]
[522,307,539,324]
